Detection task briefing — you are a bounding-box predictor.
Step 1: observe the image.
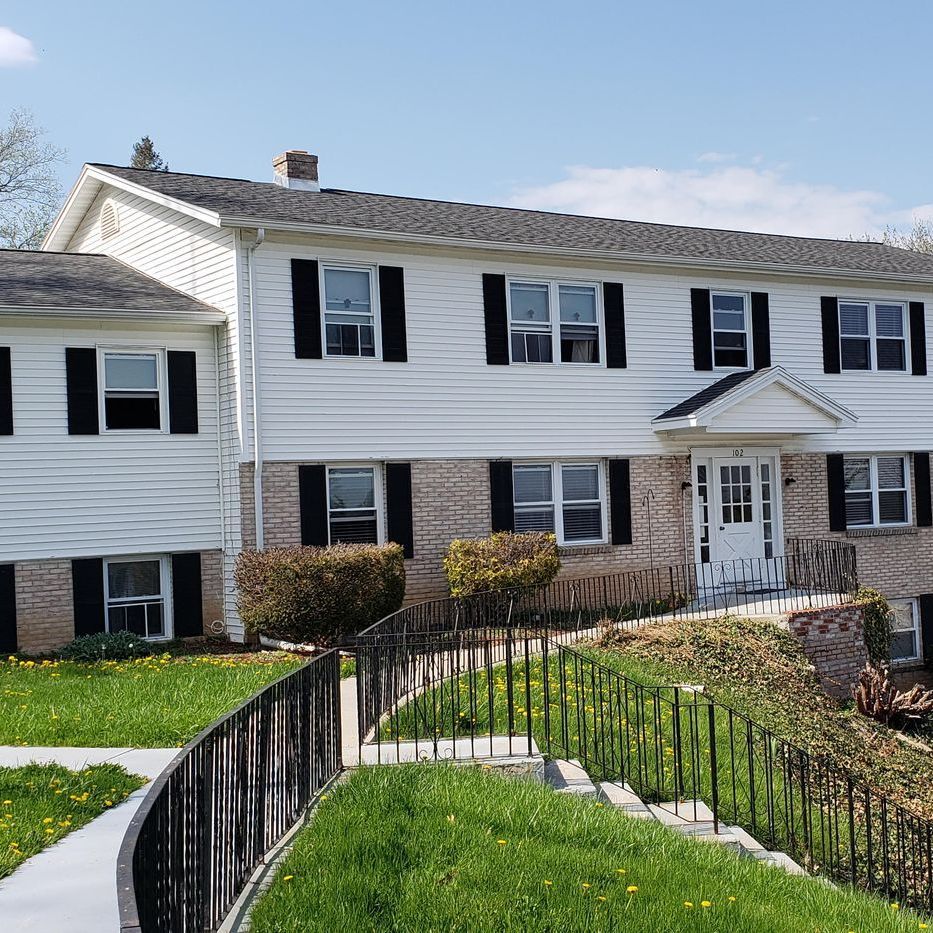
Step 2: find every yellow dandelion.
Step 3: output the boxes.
[701,900,712,908]
[597,896,607,902]
[728,896,736,903]
[283,875,294,882]
[627,885,638,894]
[42,817,53,824]
[684,902,694,909]
[543,880,552,887]
[892,903,900,911]
[615,868,626,875]
[582,882,591,891]
[497,839,508,846]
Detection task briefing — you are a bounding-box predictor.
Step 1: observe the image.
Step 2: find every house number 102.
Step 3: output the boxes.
[733,448,744,457]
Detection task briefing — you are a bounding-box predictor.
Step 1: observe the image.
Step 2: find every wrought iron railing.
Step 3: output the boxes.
[116,651,342,933]
[356,627,933,911]
[356,538,857,742]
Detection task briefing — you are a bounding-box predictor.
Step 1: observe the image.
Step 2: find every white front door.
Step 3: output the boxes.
[712,457,763,566]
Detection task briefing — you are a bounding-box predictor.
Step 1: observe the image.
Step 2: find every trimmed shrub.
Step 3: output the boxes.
[444,532,560,597]
[59,630,151,661]
[235,544,406,646]
[855,586,892,663]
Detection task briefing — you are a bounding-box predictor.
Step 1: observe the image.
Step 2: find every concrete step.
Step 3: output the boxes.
[752,850,809,876]
[598,781,643,808]
[655,799,716,823]
[543,758,598,797]
[726,824,767,854]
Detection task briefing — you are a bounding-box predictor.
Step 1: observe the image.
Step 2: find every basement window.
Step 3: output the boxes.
[327,466,381,544]
[105,557,170,640]
[102,352,162,430]
[512,461,606,545]
[888,598,920,663]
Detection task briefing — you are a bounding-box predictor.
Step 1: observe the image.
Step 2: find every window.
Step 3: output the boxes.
[508,280,600,365]
[102,352,161,430]
[327,466,380,544]
[888,598,920,663]
[843,455,910,527]
[105,557,169,639]
[711,291,749,368]
[512,462,605,544]
[839,300,907,372]
[322,266,376,357]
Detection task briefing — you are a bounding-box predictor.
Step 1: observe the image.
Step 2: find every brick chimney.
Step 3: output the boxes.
[272,150,320,192]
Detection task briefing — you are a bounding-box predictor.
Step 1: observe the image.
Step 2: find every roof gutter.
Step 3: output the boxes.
[246,227,267,549]
[216,215,933,286]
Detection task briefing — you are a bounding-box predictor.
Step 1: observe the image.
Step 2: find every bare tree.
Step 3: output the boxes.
[0,109,65,250]
[875,218,933,254]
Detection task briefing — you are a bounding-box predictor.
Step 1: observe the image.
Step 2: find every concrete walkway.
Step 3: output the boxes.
[0,745,177,933]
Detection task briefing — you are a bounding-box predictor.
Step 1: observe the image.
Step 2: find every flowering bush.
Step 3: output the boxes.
[235,544,406,646]
[444,532,560,597]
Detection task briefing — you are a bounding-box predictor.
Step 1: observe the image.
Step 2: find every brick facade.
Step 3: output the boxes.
[786,604,868,698]
[13,550,224,655]
[781,452,933,601]
[242,456,693,602]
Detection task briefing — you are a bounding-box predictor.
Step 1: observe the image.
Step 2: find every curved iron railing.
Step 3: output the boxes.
[351,536,933,912]
[117,651,342,933]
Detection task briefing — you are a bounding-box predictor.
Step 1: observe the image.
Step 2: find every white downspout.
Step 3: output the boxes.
[246,227,266,548]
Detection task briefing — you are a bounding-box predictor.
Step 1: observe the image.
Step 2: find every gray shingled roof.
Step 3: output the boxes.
[93,163,933,278]
[654,369,760,421]
[0,249,219,317]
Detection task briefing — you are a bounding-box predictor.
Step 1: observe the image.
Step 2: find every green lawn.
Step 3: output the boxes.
[0,763,144,878]
[0,652,305,747]
[249,765,927,933]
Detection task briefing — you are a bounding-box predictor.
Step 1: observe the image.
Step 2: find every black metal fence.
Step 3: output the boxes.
[356,538,857,743]
[116,650,342,933]
[358,628,933,910]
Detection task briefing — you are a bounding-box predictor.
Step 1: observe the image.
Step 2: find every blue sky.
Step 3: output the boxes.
[2,0,932,237]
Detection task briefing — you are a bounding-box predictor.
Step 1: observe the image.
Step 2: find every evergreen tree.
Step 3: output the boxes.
[130,136,168,172]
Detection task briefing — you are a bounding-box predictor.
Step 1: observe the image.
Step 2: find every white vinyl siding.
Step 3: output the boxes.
[513,461,605,545]
[843,455,910,528]
[242,235,933,462]
[0,318,222,562]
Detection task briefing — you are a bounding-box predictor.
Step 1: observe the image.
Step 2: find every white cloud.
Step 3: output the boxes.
[508,162,921,240]
[0,26,37,67]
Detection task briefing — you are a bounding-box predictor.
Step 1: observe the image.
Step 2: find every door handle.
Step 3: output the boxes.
[719,526,725,531]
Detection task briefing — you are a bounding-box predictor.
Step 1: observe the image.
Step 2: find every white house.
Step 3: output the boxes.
[3,148,932,663]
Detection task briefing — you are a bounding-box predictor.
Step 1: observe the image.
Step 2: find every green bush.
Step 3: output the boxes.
[854,586,892,664]
[59,630,151,662]
[235,544,406,645]
[444,532,560,597]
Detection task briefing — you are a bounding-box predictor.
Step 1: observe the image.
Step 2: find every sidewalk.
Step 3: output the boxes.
[0,745,177,933]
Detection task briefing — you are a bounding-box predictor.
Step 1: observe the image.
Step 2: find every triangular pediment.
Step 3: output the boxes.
[652,366,857,436]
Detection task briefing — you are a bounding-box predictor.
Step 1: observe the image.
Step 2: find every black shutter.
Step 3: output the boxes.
[379,266,408,362]
[489,461,514,532]
[603,282,627,368]
[0,347,11,436]
[751,292,771,369]
[72,558,105,636]
[608,459,633,545]
[172,553,203,637]
[826,453,847,532]
[482,274,509,365]
[298,464,329,546]
[66,348,99,435]
[386,462,414,557]
[690,288,713,371]
[167,351,199,434]
[920,594,933,664]
[821,297,840,374]
[910,302,927,376]
[292,258,322,359]
[915,453,932,528]
[0,564,15,653]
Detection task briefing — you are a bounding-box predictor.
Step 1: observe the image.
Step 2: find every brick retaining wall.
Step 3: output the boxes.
[786,604,868,698]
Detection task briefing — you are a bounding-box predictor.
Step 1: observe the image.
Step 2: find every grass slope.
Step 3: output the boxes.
[0,652,304,747]
[0,763,144,879]
[249,765,926,933]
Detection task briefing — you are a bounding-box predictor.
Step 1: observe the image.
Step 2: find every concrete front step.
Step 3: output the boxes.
[543,759,598,797]
[751,849,809,876]
[655,799,716,823]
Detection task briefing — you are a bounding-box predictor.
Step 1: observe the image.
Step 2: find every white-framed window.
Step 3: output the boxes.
[104,556,171,640]
[326,465,382,544]
[843,455,910,527]
[512,461,606,545]
[508,279,601,365]
[839,300,908,372]
[711,291,749,369]
[321,265,378,358]
[888,598,921,663]
[100,350,163,431]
